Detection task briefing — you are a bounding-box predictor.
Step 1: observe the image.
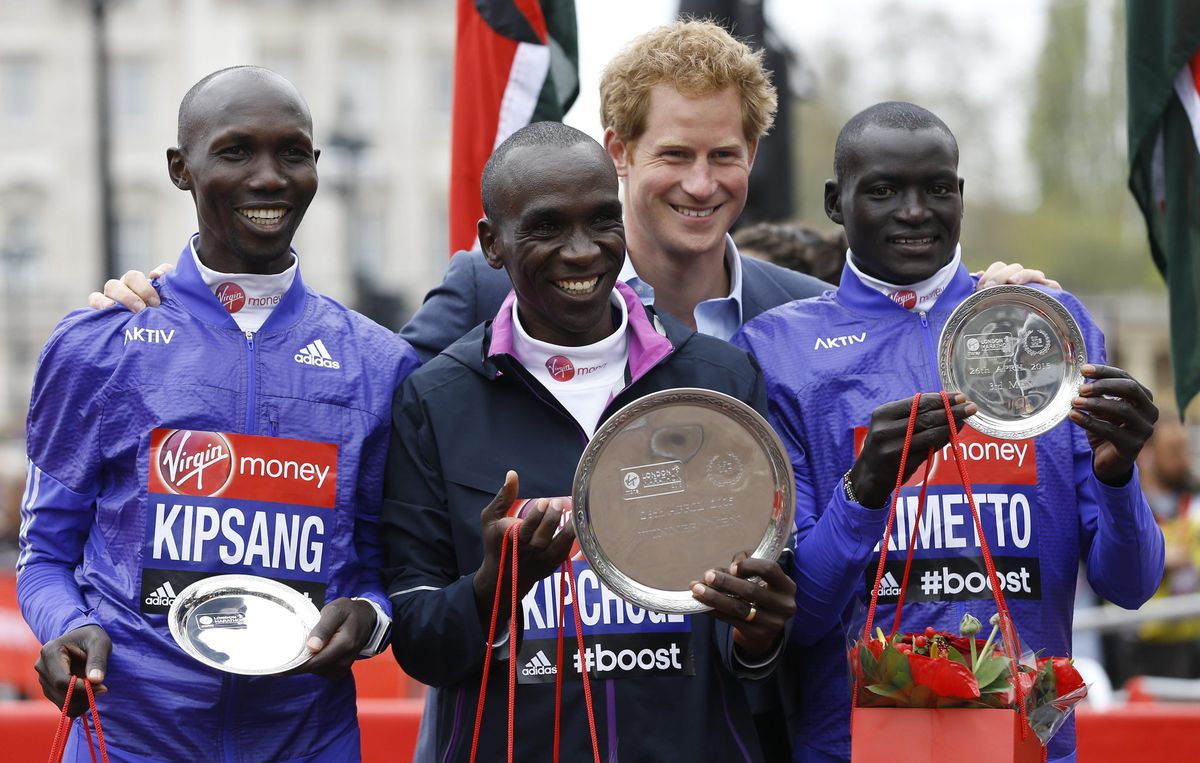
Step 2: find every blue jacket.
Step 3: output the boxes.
[384,283,781,763]
[733,262,1164,763]
[18,243,420,763]
[399,246,830,361]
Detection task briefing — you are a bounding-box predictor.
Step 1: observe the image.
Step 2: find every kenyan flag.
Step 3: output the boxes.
[1127,0,1200,413]
[448,0,578,255]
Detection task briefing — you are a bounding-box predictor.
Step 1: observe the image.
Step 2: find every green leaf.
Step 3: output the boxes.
[867,683,908,702]
[946,645,968,667]
[858,642,878,678]
[973,654,1011,691]
[881,644,908,677]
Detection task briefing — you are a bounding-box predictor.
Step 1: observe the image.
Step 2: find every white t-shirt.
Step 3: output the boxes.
[846,245,962,312]
[190,236,297,333]
[510,293,630,437]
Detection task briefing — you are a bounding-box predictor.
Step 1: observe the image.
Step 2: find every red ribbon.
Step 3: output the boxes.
[470,522,600,763]
[47,675,109,763]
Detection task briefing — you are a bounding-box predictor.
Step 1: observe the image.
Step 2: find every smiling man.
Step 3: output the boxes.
[389,20,828,360]
[18,67,419,762]
[382,121,797,762]
[733,102,1164,763]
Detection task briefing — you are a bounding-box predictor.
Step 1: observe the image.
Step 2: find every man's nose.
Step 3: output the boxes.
[680,161,717,199]
[562,227,601,262]
[247,155,288,191]
[894,189,930,224]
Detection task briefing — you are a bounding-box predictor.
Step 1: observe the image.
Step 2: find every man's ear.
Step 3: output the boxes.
[604,127,631,178]
[824,179,843,225]
[745,138,759,170]
[478,218,504,270]
[167,148,192,191]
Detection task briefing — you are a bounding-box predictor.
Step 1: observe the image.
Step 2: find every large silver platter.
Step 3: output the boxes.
[167,574,320,675]
[938,285,1086,440]
[572,388,795,614]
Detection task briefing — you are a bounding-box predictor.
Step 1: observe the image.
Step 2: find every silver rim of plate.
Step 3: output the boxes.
[167,574,320,675]
[572,388,795,614]
[938,284,1086,441]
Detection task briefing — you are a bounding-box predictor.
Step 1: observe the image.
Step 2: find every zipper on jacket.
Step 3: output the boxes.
[917,311,941,390]
[244,331,257,434]
[266,402,279,437]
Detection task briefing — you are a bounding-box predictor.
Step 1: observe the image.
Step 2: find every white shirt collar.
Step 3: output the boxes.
[617,234,744,325]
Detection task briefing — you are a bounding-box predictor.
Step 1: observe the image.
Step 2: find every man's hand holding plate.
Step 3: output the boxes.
[290,597,376,679]
[691,553,797,660]
[1070,364,1158,485]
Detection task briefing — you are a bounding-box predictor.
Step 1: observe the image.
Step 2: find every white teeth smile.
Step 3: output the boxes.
[239,208,286,224]
[894,237,934,245]
[673,206,716,218]
[556,276,599,294]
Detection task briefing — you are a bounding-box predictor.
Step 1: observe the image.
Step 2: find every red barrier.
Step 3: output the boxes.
[2,697,1192,761]
[0,698,423,762]
[1075,705,1200,761]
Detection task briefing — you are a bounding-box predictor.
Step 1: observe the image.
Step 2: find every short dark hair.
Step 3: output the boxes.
[733,222,846,284]
[480,121,597,219]
[833,101,958,181]
[177,66,310,149]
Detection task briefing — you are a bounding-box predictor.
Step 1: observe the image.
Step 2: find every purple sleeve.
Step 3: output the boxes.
[1078,457,1165,608]
[347,344,424,616]
[18,315,112,643]
[1052,290,1164,608]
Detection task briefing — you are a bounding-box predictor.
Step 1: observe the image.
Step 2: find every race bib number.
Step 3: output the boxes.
[505,498,695,683]
[140,428,338,614]
[854,426,1043,603]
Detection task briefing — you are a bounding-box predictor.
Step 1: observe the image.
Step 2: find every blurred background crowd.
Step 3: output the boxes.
[0,0,1195,708]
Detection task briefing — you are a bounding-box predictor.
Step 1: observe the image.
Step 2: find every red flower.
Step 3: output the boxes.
[1038,657,1086,698]
[947,635,991,656]
[908,652,980,699]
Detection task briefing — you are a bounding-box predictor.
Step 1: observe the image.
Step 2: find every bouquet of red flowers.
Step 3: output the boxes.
[852,613,1088,745]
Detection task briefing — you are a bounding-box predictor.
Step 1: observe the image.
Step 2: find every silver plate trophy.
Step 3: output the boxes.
[572,388,795,614]
[168,574,320,675]
[938,284,1086,440]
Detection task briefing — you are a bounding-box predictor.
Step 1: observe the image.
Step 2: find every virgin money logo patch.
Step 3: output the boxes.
[889,289,917,309]
[157,430,234,497]
[215,282,246,313]
[150,429,338,507]
[546,355,575,382]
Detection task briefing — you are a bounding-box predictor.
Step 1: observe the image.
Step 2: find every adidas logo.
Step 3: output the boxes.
[521,650,557,677]
[294,338,341,369]
[878,571,902,597]
[145,581,179,607]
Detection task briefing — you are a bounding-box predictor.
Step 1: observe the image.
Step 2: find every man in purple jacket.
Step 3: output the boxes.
[734,101,1164,763]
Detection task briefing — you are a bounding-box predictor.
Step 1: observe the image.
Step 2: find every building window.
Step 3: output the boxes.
[341,51,384,129]
[0,57,36,128]
[348,206,385,275]
[115,212,154,275]
[432,57,453,124]
[110,58,150,133]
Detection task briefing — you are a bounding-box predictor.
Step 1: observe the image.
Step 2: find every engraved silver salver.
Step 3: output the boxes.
[572,388,795,614]
[938,285,1086,440]
[168,574,320,675]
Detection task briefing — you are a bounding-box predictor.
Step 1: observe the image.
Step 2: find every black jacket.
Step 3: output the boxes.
[383,297,775,763]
